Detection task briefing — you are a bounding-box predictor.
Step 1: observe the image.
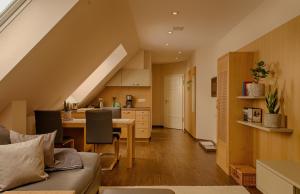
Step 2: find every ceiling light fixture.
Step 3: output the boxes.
[168,31,173,34]
[165,43,169,46]
[175,57,179,60]
[171,11,179,15]
[178,51,182,54]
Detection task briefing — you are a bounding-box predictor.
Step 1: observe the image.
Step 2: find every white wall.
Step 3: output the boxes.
[0,0,78,82]
[194,0,300,142]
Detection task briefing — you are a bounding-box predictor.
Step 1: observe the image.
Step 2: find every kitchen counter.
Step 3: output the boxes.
[121,107,151,111]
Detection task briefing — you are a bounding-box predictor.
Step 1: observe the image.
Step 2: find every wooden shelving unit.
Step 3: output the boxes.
[237,96,265,100]
[237,120,293,133]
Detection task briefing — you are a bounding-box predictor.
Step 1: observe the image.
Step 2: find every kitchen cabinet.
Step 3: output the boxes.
[105,70,122,86]
[121,109,151,139]
[106,69,151,87]
[122,69,151,86]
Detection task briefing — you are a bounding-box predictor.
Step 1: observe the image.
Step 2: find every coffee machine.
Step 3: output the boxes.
[126,95,133,108]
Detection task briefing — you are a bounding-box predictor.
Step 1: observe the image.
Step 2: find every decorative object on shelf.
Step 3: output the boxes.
[247,107,253,122]
[242,81,252,96]
[247,61,270,97]
[263,88,281,128]
[252,108,262,123]
[243,107,249,121]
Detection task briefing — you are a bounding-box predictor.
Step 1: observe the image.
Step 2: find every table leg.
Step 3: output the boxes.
[132,124,135,159]
[127,124,133,168]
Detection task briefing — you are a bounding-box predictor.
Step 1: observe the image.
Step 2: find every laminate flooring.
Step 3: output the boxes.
[100,128,261,194]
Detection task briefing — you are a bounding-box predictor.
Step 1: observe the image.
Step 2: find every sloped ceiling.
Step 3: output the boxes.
[0,0,139,115]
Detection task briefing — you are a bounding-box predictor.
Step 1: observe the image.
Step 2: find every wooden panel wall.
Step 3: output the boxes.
[238,15,300,163]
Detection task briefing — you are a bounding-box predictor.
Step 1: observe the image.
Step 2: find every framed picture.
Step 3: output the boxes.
[247,108,253,122]
[211,77,217,97]
[252,108,262,123]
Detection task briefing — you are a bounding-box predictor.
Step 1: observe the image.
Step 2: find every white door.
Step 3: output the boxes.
[164,74,184,129]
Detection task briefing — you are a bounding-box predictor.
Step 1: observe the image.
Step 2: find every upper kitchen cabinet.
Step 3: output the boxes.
[122,69,151,86]
[105,50,152,87]
[105,70,122,86]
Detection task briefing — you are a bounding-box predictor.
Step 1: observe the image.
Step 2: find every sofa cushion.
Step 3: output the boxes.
[102,188,175,194]
[0,137,48,192]
[13,152,101,194]
[10,130,56,168]
[0,125,10,145]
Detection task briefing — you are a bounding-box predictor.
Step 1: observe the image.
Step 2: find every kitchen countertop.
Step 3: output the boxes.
[121,107,151,111]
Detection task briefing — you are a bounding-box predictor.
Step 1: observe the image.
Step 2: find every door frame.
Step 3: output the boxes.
[163,74,185,130]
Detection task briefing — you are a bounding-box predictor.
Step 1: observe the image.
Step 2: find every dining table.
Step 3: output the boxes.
[62,118,135,168]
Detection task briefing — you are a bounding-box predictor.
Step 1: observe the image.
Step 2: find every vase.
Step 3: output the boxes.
[247,83,265,97]
[263,113,281,128]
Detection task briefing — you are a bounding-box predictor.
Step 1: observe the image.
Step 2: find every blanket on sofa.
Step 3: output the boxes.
[46,148,83,172]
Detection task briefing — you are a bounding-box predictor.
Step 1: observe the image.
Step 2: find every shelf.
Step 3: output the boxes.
[237,120,293,133]
[237,96,265,99]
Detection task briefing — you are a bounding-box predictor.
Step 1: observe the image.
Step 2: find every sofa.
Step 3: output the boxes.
[0,127,101,194]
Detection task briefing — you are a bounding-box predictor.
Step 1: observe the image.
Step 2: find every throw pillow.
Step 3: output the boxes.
[10,130,57,168]
[0,137,48,192]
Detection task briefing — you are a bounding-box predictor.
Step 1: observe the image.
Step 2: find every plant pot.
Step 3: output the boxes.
[247,83,265,97]
[263,113,281,128]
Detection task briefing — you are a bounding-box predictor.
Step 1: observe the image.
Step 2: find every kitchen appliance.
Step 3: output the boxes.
[126,95,133,108]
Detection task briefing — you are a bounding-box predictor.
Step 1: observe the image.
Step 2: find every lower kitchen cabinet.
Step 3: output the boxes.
[121,109,151,139]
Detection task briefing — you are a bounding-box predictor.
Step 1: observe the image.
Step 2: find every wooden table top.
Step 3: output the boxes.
[63,118,135,124]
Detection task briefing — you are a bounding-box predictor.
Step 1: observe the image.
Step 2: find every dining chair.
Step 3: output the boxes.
[101,107,121,133]
[34,110,74,148]
[86,110,120,171]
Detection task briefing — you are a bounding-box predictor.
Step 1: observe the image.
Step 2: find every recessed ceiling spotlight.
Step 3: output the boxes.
[178,51,182,54]
[165,43,169,46]
[168,31,173,34]
[175,57,179,60]
[171,11,179,15]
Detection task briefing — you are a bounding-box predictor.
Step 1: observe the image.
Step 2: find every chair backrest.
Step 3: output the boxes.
[34,110,63,144]
[101,107,121,118]
[86,110,113,144]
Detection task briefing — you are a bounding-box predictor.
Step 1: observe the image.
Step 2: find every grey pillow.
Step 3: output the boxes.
[10,130,57,168]
[0,125,10,145]
[0,136,48,192]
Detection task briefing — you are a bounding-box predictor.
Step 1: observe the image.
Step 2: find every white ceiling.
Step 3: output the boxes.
[129,0,264,64]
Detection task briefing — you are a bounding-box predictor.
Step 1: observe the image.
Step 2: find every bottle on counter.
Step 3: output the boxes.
[112,97,121,108]
[99,98,104,108]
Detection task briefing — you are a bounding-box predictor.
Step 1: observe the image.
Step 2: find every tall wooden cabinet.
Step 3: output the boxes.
[216,52,254,174]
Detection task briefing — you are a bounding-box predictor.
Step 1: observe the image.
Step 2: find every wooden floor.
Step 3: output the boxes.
[101,128,261,194]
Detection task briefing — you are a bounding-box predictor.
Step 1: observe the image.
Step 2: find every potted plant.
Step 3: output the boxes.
[247,61,269,96]
[263,88,281,128]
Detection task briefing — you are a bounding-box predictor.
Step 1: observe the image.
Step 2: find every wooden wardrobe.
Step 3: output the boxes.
[216,52,254,174]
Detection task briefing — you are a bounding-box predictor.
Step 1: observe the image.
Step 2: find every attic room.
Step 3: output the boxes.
[0,0,300,194]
